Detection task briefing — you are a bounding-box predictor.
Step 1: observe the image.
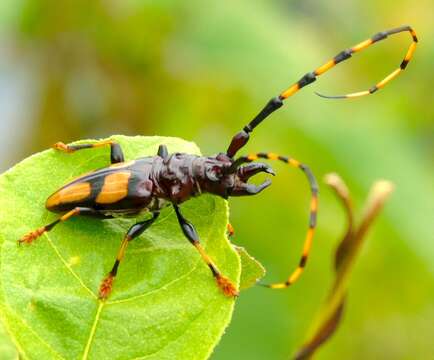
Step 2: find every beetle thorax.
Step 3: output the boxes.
[155,153,234,203]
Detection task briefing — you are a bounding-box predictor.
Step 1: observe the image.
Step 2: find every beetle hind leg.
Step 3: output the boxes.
[53,139,125,164]
[18,207,112,245]
[18,208,80,245]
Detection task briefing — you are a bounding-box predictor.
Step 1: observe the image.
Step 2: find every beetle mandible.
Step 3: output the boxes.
[19,26,417,299]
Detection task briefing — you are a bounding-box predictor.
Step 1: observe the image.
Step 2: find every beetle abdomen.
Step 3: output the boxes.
[46,159,155,213]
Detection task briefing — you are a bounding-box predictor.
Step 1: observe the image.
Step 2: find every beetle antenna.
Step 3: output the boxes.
[233,152,318,289]
[226,25,418,158]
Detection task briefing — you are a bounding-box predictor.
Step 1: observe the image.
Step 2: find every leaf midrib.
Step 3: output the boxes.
[81,302,103,360]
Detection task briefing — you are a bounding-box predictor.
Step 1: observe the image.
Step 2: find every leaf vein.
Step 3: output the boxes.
[81,301,104,360]
[44,233,97,299]
[106,260,200,305]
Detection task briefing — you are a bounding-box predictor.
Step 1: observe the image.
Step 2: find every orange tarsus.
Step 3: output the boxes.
[98,274,114,300]
[52,142,74,153]
[227,223,235,237]
[216,275,239,297]
[18,227,45,245]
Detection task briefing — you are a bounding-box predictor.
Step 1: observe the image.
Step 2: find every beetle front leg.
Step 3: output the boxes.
[53,139,125,164]
[173,204,238,297]
[98,212,160,300]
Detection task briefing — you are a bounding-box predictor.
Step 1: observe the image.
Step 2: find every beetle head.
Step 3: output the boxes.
[199,153,274,198]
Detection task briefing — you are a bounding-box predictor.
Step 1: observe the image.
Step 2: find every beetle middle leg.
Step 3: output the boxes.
[53,139,125,164]
[98,211,160,300]
[18,207,112,245]
[173,204,238,297]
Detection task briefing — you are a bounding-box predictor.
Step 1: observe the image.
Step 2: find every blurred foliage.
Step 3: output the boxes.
[0,0,433,359]
[295,174,394,359]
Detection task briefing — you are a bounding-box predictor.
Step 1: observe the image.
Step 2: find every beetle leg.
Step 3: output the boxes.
[227,223,234,237]
[52,140,125,164]
[157,144,169,159]
[173,204,238,297]
[98,212,160,300]
[18,207,111,245]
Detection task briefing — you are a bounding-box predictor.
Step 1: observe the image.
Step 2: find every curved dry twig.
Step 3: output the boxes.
[294,174,394,360]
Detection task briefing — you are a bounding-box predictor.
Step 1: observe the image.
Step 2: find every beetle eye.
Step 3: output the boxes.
[206,166,222,181]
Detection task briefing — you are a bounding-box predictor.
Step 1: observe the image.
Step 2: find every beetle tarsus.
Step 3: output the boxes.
[18,227,46,245]
[52,142,74,153]
[98,274,114,300]
[216,274,239,297]
[227,223,235,237]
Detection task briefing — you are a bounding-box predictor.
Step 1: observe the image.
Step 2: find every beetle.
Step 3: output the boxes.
[19,26,417,299]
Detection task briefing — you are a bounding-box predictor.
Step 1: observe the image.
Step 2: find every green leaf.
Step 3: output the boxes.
[0,319,18,360]
[235,246,265,291]
[0,135,242,360]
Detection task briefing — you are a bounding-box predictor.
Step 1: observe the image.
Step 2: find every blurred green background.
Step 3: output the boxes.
[0,0,433,359]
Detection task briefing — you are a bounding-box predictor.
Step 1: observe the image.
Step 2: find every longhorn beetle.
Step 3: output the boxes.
[19,26,417,299]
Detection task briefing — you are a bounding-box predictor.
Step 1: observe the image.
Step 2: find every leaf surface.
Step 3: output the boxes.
[0,320,18,360]
[235,247,265,291]
[0,135,242,360]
